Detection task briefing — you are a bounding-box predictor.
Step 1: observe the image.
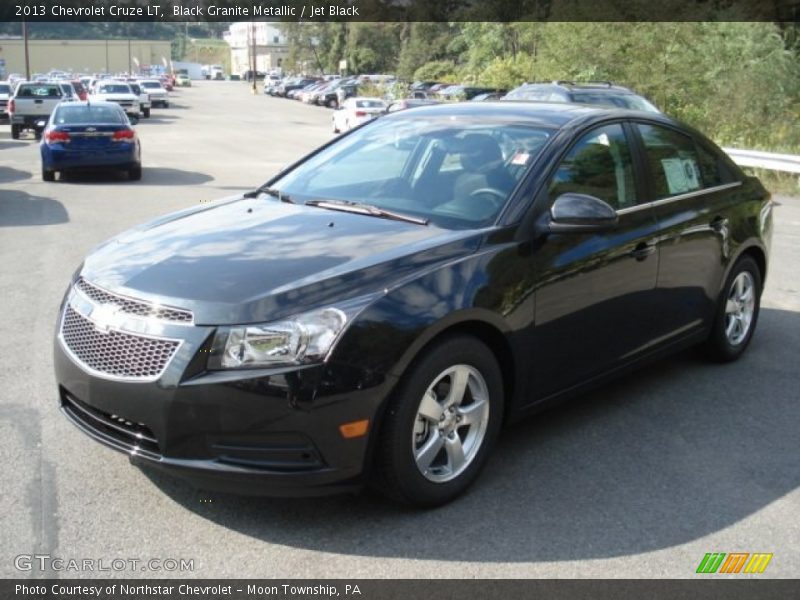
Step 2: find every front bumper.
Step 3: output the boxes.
[53,285,393,496]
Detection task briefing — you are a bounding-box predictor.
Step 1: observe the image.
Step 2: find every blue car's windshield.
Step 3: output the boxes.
[271,116,552,230]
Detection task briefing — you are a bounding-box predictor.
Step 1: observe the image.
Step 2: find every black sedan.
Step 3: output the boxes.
[54,102,772,506]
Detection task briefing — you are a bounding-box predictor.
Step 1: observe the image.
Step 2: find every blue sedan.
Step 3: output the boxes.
[40,101,142,181]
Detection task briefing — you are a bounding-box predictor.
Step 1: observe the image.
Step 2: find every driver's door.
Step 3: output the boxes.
[528,122,660,401]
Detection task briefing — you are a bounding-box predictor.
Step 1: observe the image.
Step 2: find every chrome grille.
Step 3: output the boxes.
[76,278,193,323]
[61,306,180,381]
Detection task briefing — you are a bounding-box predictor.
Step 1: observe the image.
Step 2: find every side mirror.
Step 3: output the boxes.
[540,193,618,234]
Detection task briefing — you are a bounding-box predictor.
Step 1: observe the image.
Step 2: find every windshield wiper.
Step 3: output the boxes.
[305,199,429,226]
[243,186,293,203]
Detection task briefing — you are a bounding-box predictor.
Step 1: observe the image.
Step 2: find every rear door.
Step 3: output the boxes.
[632,122,741,343]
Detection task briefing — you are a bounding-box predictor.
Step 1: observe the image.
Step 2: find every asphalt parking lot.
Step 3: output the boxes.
[1,81,798,579]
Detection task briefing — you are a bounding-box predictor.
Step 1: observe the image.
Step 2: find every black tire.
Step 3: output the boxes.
[373,335,504,507]
[327,98,338,109]
[11,124,21,139]
[34,129,42,141]
[332,119,339,134]
[42,167,55,182]
[703,255,762,362]
[143,107,151,118]
[164,102,169,108]
[128,165,142,181]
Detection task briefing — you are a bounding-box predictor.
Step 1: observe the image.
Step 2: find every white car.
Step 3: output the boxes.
[138,79,170,108]
[0,81,11,119]
[332,97,387,133]
[92,82,140,120]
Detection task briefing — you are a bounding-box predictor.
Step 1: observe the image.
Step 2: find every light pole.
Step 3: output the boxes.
[250,21,257,94]
[22,19,30,80]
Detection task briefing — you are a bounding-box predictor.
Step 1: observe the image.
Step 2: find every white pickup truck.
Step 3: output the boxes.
[92,82,141,121]
[8,81,64,139]
[0,81,11,120]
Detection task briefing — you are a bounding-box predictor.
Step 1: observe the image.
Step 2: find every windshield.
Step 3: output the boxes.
[271,116,552,229]
[140,81,162,89]
[97,84,131,94]
[54,105,126,124]
[571,92,660,112]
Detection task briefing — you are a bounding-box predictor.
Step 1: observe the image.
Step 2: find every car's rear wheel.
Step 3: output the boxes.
[42,167,55,182]
[704,255,762,362]
[374,335,503,507]
[129,165,142,181]
[143,107,151,118]
[11,125,21,139]
[328,98,338,109]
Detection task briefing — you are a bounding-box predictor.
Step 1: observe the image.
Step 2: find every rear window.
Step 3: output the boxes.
[16,84,62,98]
[571,92,659,113]
[97,84,131,94]
[140,81,162,89]
[0,84,11,94]
[54,105,126,125]
[355,100,386,108]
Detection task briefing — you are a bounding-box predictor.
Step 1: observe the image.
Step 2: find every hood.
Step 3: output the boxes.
[81,196,483,325]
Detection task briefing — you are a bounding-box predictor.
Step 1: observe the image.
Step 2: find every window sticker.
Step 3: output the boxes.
[661,157,700,194]
[511,152,530,166]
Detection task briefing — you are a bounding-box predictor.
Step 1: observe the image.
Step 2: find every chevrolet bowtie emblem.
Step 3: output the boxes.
[90,303,122,334]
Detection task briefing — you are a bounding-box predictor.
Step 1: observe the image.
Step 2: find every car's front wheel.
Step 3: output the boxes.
[374,335,503,507]
[704,255,762,362]
[11,124,21,139]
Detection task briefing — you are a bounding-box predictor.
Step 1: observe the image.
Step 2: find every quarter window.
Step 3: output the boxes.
[548,123,637,210]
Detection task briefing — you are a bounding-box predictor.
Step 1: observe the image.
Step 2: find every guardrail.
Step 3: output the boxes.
[723,148,800,174]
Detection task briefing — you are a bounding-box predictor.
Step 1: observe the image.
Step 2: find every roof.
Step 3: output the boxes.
[382,100,661,129]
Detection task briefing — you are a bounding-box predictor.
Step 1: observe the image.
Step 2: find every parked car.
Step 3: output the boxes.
[54,102,771,507]
[0,81,11,120]
[92,82,141,121]
[504,80,660,112]
[8,81,64,139]
[176,74,192,87]
[40,101,141,181]
[70,80,88,101]
[386,98,441,113]
[332,97,387,133]
[124,81,151,118]
[137,79,170,108]
[335,83,359,106]
[470,92,506,102]
[279,77,321,98]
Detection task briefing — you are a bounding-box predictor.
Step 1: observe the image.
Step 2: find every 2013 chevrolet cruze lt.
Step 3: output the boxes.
[55,102,772,507]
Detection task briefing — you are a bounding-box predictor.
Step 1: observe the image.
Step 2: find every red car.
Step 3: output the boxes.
[70,81,88,101]
[159,76,174,91]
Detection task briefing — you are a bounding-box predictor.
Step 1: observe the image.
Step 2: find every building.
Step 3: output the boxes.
[0,38,172,77]
[224,23,288,76]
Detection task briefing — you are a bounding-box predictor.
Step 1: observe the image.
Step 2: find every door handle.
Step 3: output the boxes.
[630,242,656,261]
[710,216,728,232]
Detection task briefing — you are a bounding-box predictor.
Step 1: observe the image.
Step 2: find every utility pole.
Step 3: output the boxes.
[22,19,31,80]
[128,38,132,75]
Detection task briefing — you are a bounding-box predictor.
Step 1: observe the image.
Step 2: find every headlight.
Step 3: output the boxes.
[213,307,348,369]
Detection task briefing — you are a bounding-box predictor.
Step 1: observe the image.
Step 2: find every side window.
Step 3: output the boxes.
[695,141,737,187]
[637,123,704,198]
[548,123,637,210]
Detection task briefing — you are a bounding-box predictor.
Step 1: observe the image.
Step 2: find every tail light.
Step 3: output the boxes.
[8,99,15,114]
[355,111,367,117]
[45,130,70,144]
[112,129,136,142]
